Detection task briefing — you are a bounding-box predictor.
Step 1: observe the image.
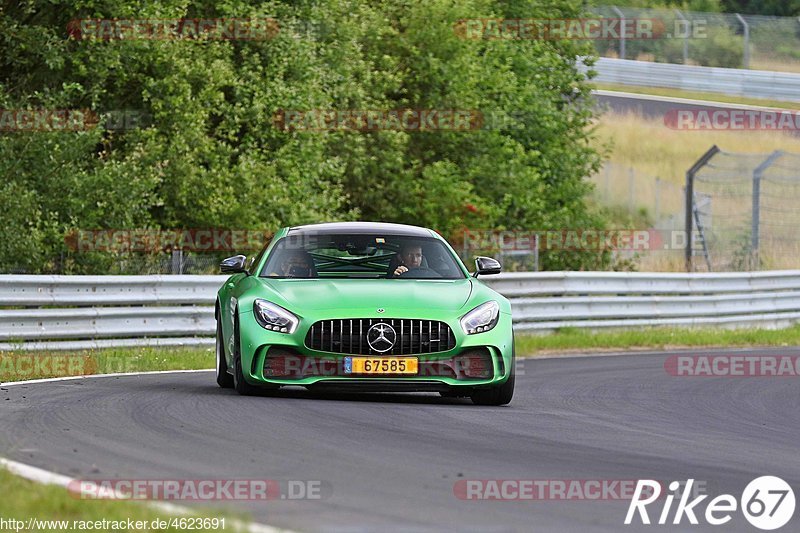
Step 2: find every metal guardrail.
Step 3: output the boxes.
[3,271,800,350]
[590,57,800,102]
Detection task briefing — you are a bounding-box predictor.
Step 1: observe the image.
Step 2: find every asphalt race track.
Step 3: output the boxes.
[2,348,799,532]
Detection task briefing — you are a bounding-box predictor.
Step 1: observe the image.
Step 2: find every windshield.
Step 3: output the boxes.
[259,234,467,280]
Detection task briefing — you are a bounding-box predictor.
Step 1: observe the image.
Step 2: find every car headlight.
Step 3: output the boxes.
[253,299,299,334]
[460,301,500,335]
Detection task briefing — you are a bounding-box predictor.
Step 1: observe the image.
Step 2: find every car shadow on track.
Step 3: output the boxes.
[235,387,479,405]
[205,385,503,407]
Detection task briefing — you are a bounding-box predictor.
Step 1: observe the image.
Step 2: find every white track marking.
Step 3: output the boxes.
[0,454,290,533]
[1,369,213,387]
[2,369,293,532]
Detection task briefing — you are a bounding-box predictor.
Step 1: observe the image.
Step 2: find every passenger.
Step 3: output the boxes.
[270,250,315,278]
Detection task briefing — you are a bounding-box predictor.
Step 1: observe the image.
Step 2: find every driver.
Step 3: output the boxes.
[392,242,423,277]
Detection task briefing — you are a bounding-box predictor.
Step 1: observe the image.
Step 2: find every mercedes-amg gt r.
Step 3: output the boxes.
[215,222,514,405]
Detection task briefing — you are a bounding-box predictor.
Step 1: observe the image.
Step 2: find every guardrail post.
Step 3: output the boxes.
[735,14,750,69]
[611,6,626,59]
[685,145,720,272]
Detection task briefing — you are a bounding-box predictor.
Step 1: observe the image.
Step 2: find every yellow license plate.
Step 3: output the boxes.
[346,357,418,375]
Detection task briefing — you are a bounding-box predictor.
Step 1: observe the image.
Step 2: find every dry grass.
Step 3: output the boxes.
[591,112,800,188]
[591,112,800,271]
[750,56,800,74]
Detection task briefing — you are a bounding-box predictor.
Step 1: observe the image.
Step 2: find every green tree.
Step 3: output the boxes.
[1,0,609,273]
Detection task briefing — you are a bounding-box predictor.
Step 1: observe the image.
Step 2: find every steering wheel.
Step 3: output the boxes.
[397,267,443,279]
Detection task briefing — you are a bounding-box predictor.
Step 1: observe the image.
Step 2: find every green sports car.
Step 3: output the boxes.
[215,222,514,405]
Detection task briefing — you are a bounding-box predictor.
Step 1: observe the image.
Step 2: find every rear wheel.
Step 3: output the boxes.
[215,315,234,389]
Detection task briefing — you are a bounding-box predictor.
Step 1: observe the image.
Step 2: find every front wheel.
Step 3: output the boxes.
[470,372,514,406]
[232,319,261,396]
[215,315,233,389]
[439,390,471,398]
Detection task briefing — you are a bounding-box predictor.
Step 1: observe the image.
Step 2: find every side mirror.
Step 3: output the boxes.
[473,256,501,277]
[220,255,248,274]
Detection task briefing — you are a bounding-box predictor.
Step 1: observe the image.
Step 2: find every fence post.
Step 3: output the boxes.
[675,9,689,64]
[751,151,784,269]
[655,177,661,222]
[685,145,720,272]
[612,6,626,59]
[628,167,635,213]
[735,14,750,69]
[171,249,183,275]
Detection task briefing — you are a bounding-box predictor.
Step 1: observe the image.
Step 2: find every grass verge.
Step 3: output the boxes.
[0,346,213,383]
[0,467,252,532]
[516,325,800,356]
[2,328,800,384]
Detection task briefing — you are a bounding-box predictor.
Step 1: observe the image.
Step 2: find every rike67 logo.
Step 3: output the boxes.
[626,477,795,530]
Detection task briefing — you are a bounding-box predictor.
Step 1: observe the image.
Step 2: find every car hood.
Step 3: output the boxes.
[258,278,474,312]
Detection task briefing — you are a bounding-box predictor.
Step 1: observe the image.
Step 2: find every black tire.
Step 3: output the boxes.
[215,315,234,389]
[470,371,515,406]
[471,344,516,406]
[439,390,471,398]
[232,319,261,396]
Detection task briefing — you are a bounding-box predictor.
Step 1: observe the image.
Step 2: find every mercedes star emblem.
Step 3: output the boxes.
[366,322,396,353]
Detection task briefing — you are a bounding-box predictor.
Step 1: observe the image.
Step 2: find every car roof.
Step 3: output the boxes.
[286,222,436,238]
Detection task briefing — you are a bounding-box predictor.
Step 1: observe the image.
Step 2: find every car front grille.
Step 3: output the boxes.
[304,318,456,355]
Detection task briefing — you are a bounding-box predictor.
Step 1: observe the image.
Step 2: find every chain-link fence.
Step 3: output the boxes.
[5,251,225,275]
[591,6,800,72]
[588,162,686,271]
[591,162,684,229]
[591,150,800,272]
[688,148,800,271]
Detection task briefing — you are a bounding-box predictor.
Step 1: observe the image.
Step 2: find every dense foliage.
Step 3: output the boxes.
[594,0,800,16]
[0,0,608,273]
